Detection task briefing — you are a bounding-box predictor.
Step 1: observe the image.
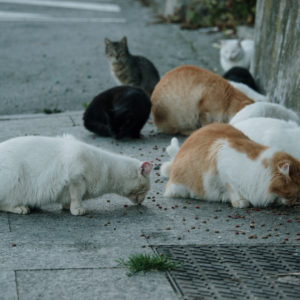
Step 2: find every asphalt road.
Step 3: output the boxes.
[0,0,212,115]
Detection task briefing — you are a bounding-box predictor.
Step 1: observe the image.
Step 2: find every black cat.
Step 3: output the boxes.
[223,66,258,91]
[83,86,151,139]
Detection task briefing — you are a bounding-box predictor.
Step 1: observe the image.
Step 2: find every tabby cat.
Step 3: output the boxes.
[105,36,160,96]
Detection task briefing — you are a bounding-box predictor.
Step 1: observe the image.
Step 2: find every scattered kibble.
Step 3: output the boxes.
[107,200,110,202]
[159,206,162,209]
[195,206,199,209]
[235,232,239,235]
[123,212,127,215]
[175,205,178,207]
[250,224,255,228]
[191,226,195,229]
[274,228,278,231]
[88,215,92,218]
[260,223,265,226]
[213,216,217,219]
[226,219,229,221]
[142,245,145,248]
[267,233,272,236]
[261,236,267,239]
[164,208,167,210]
[275,233,279,236]
[206,229,209,231]
[12,243,16,247]
[166,227,171,230]
[235,225,240,228]
[248,235,253,239]
[124,205,128,208]
[146,236,150,239]
[195,217,199,220]
[295,237,300,240]
[178,237,181,240]
[215,230,219,233]
[281,241,285,244]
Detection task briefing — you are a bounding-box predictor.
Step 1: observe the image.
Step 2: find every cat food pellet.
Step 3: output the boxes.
[214,216,217,219]
[140,154,143,156]
[172,207,174,209]
[107,222,110,224]
[146,236,149,239]
[140,234,144,236]
[215,230,219,233]
[175,205,178,207]
[5,211,9,214]
[234,217,238,219]
[12,243,16,247]
[260,223,265,226]
[107,200,110,202]
[120,152,123,154]
[235,232,239,234]
[295,237,300,240]
[241,231,245,235]
[123,212,127,215]
[156,192,159,194]
[182,218,185,221]
[152,200,155,202]
[250,224,255,228]
[147,197,151,199]
[226,219,229,221]
[267,233,271,236]
[202,221,206,223]
[294,217,299,220]
[142,245,145,248]
[159,206,162,209]
[284,238,288,241]
[287,220,291,222]
[178,237,181,240]
[235,225,240,228]
[166,227,171,230]
[191,226,195,229]
[286,232,290,234]
[195,206,199,209]
[164,208,167,210]
[228,215,231,217]
[261,236,267,239]
[114,228,116,230]
[281,241,286,244]
[183,206,187,209]
[296,233,300,235]
[275,233,279,236]
[276,213,281,215]
[88,215,92,218]
[104,224,107,226]
[248,235,253,239]
[206,229,209,231]
[297,220,300,223]
[156,204,159,206]
[274,228,278,231]
[253,235,257,239]
[195,217,199,220]
[124,205,128,207]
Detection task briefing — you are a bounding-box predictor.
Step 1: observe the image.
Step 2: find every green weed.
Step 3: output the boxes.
[116,253,183,276]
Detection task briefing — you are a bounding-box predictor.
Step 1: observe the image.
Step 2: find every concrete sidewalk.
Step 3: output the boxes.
[1,111,300,300]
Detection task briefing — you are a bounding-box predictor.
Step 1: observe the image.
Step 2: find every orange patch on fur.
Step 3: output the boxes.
[151,65,254,134]
[168,123,267,197]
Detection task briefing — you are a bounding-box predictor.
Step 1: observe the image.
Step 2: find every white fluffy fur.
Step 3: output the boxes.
[229,81,271,102]
[229,102,300,126]
[234,118,300,160]
[161,137,180,177]
[0,135,152,215]
[162,137,291,208]
[220,39,254,72]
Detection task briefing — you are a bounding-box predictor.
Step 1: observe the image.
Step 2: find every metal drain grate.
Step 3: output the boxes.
[155,245,300,300]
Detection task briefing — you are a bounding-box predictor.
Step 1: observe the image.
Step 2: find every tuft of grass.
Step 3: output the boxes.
[82,102,90,109]
[43,108,62,114]
[116,253,183,276]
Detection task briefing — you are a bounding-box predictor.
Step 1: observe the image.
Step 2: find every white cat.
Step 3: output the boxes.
[228,81,271,102]
[220,39,254,72]
[234,117,300,160]
[229,102,300,126]
[0,135,152,215]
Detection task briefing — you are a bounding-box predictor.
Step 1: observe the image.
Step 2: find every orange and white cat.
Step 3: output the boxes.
[151,65,255,135]
[161,123,300,208]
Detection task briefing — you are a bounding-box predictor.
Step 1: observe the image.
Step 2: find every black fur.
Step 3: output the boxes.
[83,86,151,139]
[223,67,258,91]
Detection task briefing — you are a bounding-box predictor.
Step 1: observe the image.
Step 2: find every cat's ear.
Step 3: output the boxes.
[104,38,111,47]
[140,162,152,177]
[120,36,127,46]
[278,163,291,182]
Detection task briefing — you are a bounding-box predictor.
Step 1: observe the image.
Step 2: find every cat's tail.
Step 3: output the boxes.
[161,138,180,178]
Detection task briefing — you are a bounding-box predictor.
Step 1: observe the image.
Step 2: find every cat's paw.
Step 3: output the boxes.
[15,206,31,214]
[232,200,250,208]
[70,206,86,216]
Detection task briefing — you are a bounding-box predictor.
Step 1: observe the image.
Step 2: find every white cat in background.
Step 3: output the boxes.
[0,135,152,215]
[220,39,254,72]
[229,102,300,126]
[234,118,300,160]
[229,81,271,102]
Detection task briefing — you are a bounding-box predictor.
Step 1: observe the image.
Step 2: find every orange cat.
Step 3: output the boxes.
[151,65,255,135]
[161,123,300,208]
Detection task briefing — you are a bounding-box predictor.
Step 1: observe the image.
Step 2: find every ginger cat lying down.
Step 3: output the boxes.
[161,123,300,208]
[151,65,255,135]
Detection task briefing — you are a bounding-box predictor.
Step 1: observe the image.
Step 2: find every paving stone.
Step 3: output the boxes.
[0,244,153,271]
[16,268,177,300]
[0,271,17,300]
